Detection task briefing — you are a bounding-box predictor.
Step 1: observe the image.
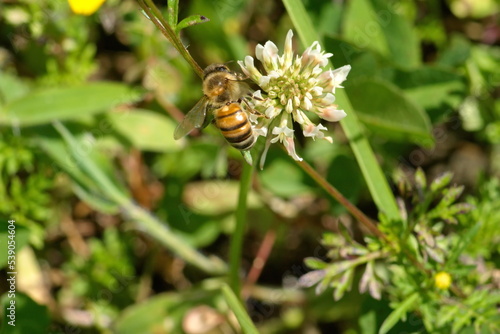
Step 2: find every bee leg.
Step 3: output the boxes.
[239,98,269,119]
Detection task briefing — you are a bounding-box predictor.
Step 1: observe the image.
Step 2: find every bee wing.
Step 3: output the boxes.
[174,96,209,140]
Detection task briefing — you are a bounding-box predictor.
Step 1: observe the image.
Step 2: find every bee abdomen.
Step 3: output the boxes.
[215,104,256,151]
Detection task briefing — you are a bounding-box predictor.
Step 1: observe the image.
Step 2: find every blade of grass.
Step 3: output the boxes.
[221,283,259,334]
[228,162,254,295]
[282,0,400,222]
[53,121,227,275]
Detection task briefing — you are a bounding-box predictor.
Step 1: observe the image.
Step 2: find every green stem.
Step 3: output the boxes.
[297,159,387,241]
[221,284,259,334]
[229,162,254,295]
[282,0,401,222]
[138,0,203,78]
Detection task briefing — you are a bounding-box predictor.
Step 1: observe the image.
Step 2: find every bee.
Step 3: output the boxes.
[173,64,256,151]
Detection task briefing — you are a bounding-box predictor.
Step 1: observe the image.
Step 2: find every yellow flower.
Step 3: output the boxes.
[434,271,452,290]
[68,0,106,15]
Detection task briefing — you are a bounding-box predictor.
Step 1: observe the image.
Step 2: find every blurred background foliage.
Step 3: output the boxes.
[0,0,499,333]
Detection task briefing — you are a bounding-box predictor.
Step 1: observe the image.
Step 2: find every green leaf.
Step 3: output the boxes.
[334,268,355,301]
[447,223,481,267]
[176,14,210,32]
[182,180,261,215]
[260,159,312,198]
[0,72,30,105]
[379,292,420,334]
[0,83,141,126]
[114,290,219,334]
[72,183,120,214]
[343,0,389,58]
[107,109,180,152]
[437,34,472,67]
[0,293,50,334]
[391,66,466,122]
[343,0,420,68]
[346,78,433,146]
[304,257,328,270]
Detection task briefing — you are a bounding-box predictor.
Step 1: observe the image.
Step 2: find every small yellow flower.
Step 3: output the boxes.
[68,0,106,15]
[434,271,452,290]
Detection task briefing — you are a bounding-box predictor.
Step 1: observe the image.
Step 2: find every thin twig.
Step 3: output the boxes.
[138,0,203,77]
[242,229,277,299]
[296,159,387,241]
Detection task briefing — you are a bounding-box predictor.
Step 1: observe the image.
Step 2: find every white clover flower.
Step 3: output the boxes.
[238,30,351,168]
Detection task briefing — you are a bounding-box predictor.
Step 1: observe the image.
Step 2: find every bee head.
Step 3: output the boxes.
[203,64,230,79]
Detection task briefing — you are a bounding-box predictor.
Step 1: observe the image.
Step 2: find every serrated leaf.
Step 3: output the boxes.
[176,14,210,32]
[0,83,141,126]
[107,109,180,152]
[379,292,420,334]
[345,78,433,146]
[334,268,354,301]
[447,223,481,266]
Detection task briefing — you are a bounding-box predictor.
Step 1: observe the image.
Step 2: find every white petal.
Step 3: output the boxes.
[284,137,302,161]
[259,76,270,88]
[311,86,323,96]
[244,55,255,69]
[254,126,268,137]
[302,97,312,111]
[255,44,264,61]
[332,65,351,86]
[324,136,333,143]
[252,90,263,99]
[283,30,294,67]
[318,108,347,122]
[320,93,336,105]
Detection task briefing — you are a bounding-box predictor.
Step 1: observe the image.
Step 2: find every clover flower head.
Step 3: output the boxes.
[238,30,351,168]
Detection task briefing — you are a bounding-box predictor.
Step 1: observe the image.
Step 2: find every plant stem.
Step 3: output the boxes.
[296,159,387,241]
[242,228,276,299]
[138,0,203,78]
[229,162,254,295]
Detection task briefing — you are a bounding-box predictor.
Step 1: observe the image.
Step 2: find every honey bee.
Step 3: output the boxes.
[173,64,256,151]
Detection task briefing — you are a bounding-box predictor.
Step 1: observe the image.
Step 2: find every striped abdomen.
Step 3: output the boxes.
[214,103,255,151]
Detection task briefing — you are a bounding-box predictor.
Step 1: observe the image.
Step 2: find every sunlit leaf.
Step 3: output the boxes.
[107,109,180,152]
[0,83,141,126]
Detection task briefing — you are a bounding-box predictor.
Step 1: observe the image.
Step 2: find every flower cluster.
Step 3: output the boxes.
[238,30,350,167]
